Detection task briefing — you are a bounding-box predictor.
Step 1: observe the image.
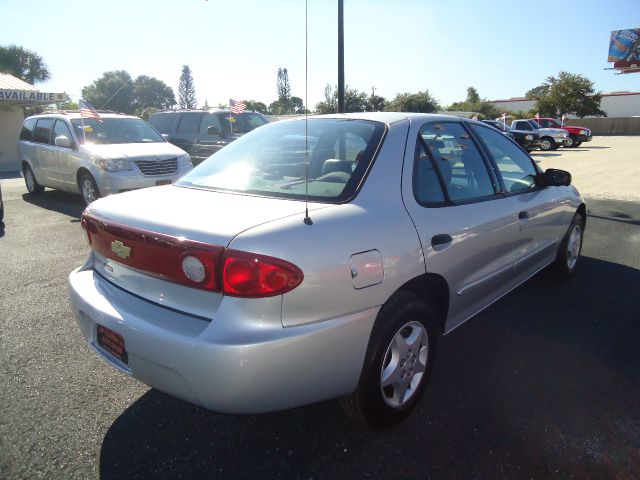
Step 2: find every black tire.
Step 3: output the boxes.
[78,172,101,205]
[556,212,585,278]
[0,201,3,223]
[539,137,555,151]
[23,164,44,195]
[339,291,437,429]
[564,136,576,148]
[574,141,582,147]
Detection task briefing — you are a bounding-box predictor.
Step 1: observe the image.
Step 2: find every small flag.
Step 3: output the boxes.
[561,114,565,126]
[472,115,478,121]
[79,99,103,122]
[229,99,246,114]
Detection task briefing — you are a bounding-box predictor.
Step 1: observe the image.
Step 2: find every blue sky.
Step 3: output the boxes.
[2,0,639,109]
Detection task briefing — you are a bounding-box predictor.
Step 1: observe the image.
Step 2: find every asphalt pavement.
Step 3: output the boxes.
[0,177,639,479]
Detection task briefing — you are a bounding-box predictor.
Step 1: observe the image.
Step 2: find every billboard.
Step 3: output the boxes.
[608,29,640,63]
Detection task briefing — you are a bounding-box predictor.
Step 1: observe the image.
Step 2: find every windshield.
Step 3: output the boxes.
[529,119,542,129]
[70,118,165,145]
[177,118,386,202]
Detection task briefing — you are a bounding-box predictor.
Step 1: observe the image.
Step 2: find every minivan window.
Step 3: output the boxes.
[70,118,164,144]
[34,118,54,144]
[20,118,37,141]
[177,118,385,202]
[53,120,75,148]
[177,112,202,134]
[418,122,496,202]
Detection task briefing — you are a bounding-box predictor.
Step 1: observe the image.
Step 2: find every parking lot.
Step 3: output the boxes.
[1,136,639,479]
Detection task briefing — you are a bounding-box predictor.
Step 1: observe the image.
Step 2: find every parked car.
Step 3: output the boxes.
[511,119,569,151]
[17,112,193,205]
[536,117,592,147]
[481,120,541,152]
[148,109,269,165]
[0,181,4,222]
[69,113,585,428]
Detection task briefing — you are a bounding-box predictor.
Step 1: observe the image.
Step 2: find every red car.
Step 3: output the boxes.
[536,117,592,148]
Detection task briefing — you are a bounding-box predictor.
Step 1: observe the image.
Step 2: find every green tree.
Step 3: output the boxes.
[385,90,440,113]
[178,65,197,109]
[132,75,175,112]
[277,68,291,104]
[315,84,368,113]
[367,88,386,112]
[526,71,606,118]
[0,44,50,84]
[82,70,134,113]
[243,99,268,113]
[447,86,500,119]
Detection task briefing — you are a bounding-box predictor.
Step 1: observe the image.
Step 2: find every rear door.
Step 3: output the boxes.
[172,112,202,158]
[402,120,521,332]
[193,112,227,163]
[469,123,572,277]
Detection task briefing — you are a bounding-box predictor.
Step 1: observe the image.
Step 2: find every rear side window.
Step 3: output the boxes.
[418,122,496,202]
[413,137,445,204]
[148,113,177,134]
[471,124,539,193]
[34,118,54,144]
[20,118,37,141]
[177,112,202,134]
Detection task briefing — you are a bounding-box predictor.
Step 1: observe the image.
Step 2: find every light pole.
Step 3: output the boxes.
[338,0,345,113]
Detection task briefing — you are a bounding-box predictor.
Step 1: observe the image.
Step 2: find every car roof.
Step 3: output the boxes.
[26,112,140,121]
[284,112,474,125]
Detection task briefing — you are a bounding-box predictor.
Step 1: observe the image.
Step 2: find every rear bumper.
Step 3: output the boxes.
[68,267,377,414]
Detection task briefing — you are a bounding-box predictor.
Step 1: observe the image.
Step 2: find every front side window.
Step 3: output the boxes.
[199,113,224,140]
[177,118,385,202]
[70,118,164,145]
[53,120,74,148]
[471,124,539,193]
[20,118,37,141]
[417,122,496,202]
[34,118,54,144]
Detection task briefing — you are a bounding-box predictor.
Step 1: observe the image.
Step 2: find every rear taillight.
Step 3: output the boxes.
[82,213,303,297]
[222,249,303,298]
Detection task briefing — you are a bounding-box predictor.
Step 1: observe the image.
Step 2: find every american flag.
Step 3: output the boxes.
[229,99,246,114]
[79,99,103,122]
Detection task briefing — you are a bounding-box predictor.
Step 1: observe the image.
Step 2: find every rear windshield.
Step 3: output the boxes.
[70,118,165,144]
[177,118,386,202]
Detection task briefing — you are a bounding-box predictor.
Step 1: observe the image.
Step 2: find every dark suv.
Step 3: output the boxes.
[149,110,269,165]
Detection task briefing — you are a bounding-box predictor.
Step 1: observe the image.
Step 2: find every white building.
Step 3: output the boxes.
[489,91,640,118]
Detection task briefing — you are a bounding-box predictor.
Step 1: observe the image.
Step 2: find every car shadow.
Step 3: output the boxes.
[0,220,4,238]
[22,190,84,220]
[99,256,640,479]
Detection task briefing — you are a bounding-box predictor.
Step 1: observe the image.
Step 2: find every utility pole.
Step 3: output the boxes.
[338,0,345,113]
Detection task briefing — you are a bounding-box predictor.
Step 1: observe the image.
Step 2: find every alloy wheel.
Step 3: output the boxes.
[566,224,582,270]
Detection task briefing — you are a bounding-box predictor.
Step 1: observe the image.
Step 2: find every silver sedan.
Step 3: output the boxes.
[68,113,585,428]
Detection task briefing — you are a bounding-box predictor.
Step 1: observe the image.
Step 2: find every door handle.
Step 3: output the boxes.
[518,211,529,220]
[431,234,452,247]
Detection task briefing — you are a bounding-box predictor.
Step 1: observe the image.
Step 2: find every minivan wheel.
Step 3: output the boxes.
[24,164,44,194]
[79,173,100,205]
[556,213,584,278]
[540,137,554,151]
[339,291,436,429]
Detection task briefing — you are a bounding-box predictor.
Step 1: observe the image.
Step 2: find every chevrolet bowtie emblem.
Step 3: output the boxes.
[111,240,131,259]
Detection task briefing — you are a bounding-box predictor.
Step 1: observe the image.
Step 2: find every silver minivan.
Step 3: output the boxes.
[17,112,193,204]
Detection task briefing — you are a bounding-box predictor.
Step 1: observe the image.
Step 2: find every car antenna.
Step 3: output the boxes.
[303,0,313,226]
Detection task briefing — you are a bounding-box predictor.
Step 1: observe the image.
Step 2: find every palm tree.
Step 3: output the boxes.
[0,44,51,84]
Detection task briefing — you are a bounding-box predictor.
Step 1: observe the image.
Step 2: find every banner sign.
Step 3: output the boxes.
[0,90,69,103]
[608,29,640,62]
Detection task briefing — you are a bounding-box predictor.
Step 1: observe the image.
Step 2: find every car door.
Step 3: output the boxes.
[33,118,61,186]
[172,112,202,159]
[469,123,573,277]
[402,120,522,333]
[193,112,227,163]
[52,119,80,190]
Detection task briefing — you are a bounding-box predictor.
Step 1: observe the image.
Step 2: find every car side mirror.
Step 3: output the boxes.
[207,126,221,136]
[544,168,571,186]
[54,135,72,148]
